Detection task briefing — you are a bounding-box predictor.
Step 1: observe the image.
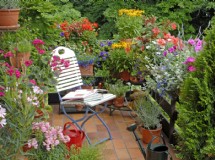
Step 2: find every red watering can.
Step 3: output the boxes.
[63,122,85,149]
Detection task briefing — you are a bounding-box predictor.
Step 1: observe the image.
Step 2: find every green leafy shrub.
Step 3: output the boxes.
[176,17,215,160]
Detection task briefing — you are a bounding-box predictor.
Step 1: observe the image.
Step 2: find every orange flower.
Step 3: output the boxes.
[93,23,98,28]
[163,33,172,40]
[152,27,160,36]
[170,23,177,30]
[60,21,69,31]
[157,38,166,47]
[171,37,184,48]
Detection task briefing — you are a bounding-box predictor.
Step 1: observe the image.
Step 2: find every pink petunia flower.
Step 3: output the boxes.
[32,39,45,45]
[64,60,70,68]
[188,66,196,72]
[6,67,14,76]
[188,39,195,46]
[15,70,21,79]
[184,57,195,64]
[0,92,5,97]
[4,51,13,58]
[38,49,45,55]
[24,60,33,67]
[29,79,37,85]
[53,56,60,61]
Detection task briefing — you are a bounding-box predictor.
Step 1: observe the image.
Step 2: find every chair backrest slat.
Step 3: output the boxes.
[52,46,83,92]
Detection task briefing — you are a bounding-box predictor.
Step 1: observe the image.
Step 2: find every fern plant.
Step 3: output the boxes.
[176,17,215,160]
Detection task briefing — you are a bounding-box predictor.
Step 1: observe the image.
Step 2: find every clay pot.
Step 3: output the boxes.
[0,9,20,27]
[140,126,162,144]
[119,70,130,81]
[9,52,30,69]
[79,64,94,76]
[113,96,124,108]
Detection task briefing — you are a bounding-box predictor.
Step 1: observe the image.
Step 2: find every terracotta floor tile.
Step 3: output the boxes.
[85,123,97,132]
[113,139,126,149]
[127,148,145,159]
[102,149,118,160]
[111,131,122,139]
[104,140,114,149]
[124,139,139,149]
[115,148,131,159]
[50,105,178,160]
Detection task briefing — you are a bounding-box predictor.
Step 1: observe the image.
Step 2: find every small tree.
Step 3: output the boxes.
[176,17,215,160]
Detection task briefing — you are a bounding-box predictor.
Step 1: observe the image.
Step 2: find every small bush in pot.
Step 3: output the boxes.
[107,80,129,107]
[134,91,162,143]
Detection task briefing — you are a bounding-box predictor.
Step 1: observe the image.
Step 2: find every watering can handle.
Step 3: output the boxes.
[147,134,166,150]
[63,122,78,133]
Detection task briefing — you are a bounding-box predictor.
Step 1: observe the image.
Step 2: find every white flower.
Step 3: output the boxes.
[0,118,6,127]
[32,86,43,94]
[0,105,6,118]
[27,97,32,102]
[146,46,151,49]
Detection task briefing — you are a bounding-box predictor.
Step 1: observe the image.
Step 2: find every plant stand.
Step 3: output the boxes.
[108,104,132,116]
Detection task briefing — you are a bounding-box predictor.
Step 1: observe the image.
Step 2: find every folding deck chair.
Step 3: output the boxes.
[51,46,116,145]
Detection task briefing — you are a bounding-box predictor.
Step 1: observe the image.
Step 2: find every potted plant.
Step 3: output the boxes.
[114,9,144,41]
[104,47,133,81]
[107,80,129,108]
[9,39,33,68]
[82,76,95,89]
[134,91,162,144]
[77,53,97,76]
[0,0,20,29]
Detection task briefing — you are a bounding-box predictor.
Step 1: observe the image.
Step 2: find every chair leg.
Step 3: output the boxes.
[80,103,112,145]
[61,104,92,145]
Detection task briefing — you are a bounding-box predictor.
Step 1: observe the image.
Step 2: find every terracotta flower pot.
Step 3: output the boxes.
[0,9,20,29]
[119,70,130,81]
[79,64,94,76]
[9,52,30,69]
[113,96,124,108]
[140,126,162,144]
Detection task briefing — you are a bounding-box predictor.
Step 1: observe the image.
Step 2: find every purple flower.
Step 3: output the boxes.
[184,57,195,64]
[168,47,176,53]
[100,42,105,47]
[107,41,113,46]
[195,45,202,52]
[187,66,196,72]
[60,32,64,37]
[99,51,108,57]
[188,39,196,46]
[163,51,168,56]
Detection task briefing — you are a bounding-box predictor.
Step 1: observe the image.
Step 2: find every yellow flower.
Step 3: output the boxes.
[111,41,132,49]
[118,9,144,17]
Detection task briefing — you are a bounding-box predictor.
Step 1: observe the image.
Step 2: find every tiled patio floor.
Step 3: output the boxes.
[49,105,179,160]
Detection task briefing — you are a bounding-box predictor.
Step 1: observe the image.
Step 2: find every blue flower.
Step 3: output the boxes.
[60,32,64,37]
[107,41,113,46]
[100,42,105,47]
